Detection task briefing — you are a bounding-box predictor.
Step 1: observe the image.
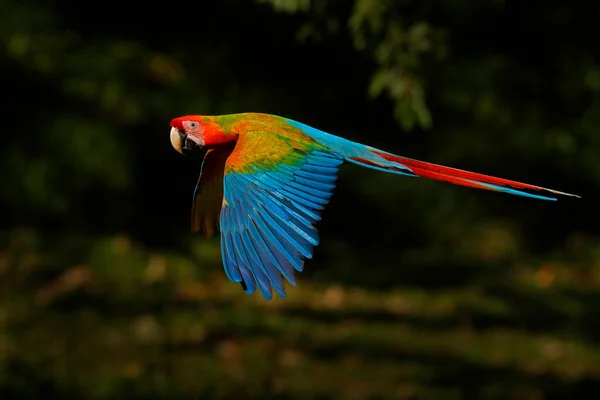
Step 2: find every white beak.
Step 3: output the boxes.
[170,127,183,154]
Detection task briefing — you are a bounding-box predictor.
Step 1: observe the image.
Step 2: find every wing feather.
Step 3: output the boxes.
[219,130,343,299]
[191,147,234,237]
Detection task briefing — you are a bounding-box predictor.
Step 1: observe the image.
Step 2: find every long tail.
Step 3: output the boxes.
[282,118,579,201]
[346,147,580,201]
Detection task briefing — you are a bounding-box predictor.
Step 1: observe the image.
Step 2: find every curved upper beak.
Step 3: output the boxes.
[170,127,201,155]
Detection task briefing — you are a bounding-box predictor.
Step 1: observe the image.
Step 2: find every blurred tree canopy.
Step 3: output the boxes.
[1,0,600,399]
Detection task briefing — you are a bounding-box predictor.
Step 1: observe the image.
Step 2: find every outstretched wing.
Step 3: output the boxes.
[220,129,344,300]
[191,147,234,237]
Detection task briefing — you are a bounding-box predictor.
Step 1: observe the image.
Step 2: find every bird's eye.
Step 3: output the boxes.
[189,121,198,129]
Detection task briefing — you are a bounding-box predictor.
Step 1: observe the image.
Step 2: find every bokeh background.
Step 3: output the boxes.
[1,0,599,399]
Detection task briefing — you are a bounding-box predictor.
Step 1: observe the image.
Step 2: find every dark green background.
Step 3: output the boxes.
[1,0,599,399]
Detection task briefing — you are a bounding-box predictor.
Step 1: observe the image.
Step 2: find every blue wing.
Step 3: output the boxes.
[219,149,344,300]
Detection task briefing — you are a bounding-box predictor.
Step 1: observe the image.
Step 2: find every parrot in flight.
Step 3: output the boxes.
[169,113,579,300]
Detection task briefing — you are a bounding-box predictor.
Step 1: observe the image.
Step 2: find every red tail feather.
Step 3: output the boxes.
[370,150,579,199]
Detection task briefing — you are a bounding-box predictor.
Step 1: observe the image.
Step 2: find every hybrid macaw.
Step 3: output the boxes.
[169,113,578,300]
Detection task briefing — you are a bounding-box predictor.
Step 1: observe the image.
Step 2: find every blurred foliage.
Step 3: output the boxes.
[1,0,600,398]
[259,0,447,130]
[3,228,600,399]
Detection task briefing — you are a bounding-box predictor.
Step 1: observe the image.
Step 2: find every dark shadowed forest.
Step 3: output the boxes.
[1,0,600,399]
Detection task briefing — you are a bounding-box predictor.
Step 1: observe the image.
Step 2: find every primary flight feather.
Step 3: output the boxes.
[169,113,579,300]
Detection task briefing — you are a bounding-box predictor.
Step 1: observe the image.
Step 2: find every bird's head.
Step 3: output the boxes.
[170,116,205,155]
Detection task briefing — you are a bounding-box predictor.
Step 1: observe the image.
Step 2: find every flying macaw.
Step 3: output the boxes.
[169,113,579,300]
